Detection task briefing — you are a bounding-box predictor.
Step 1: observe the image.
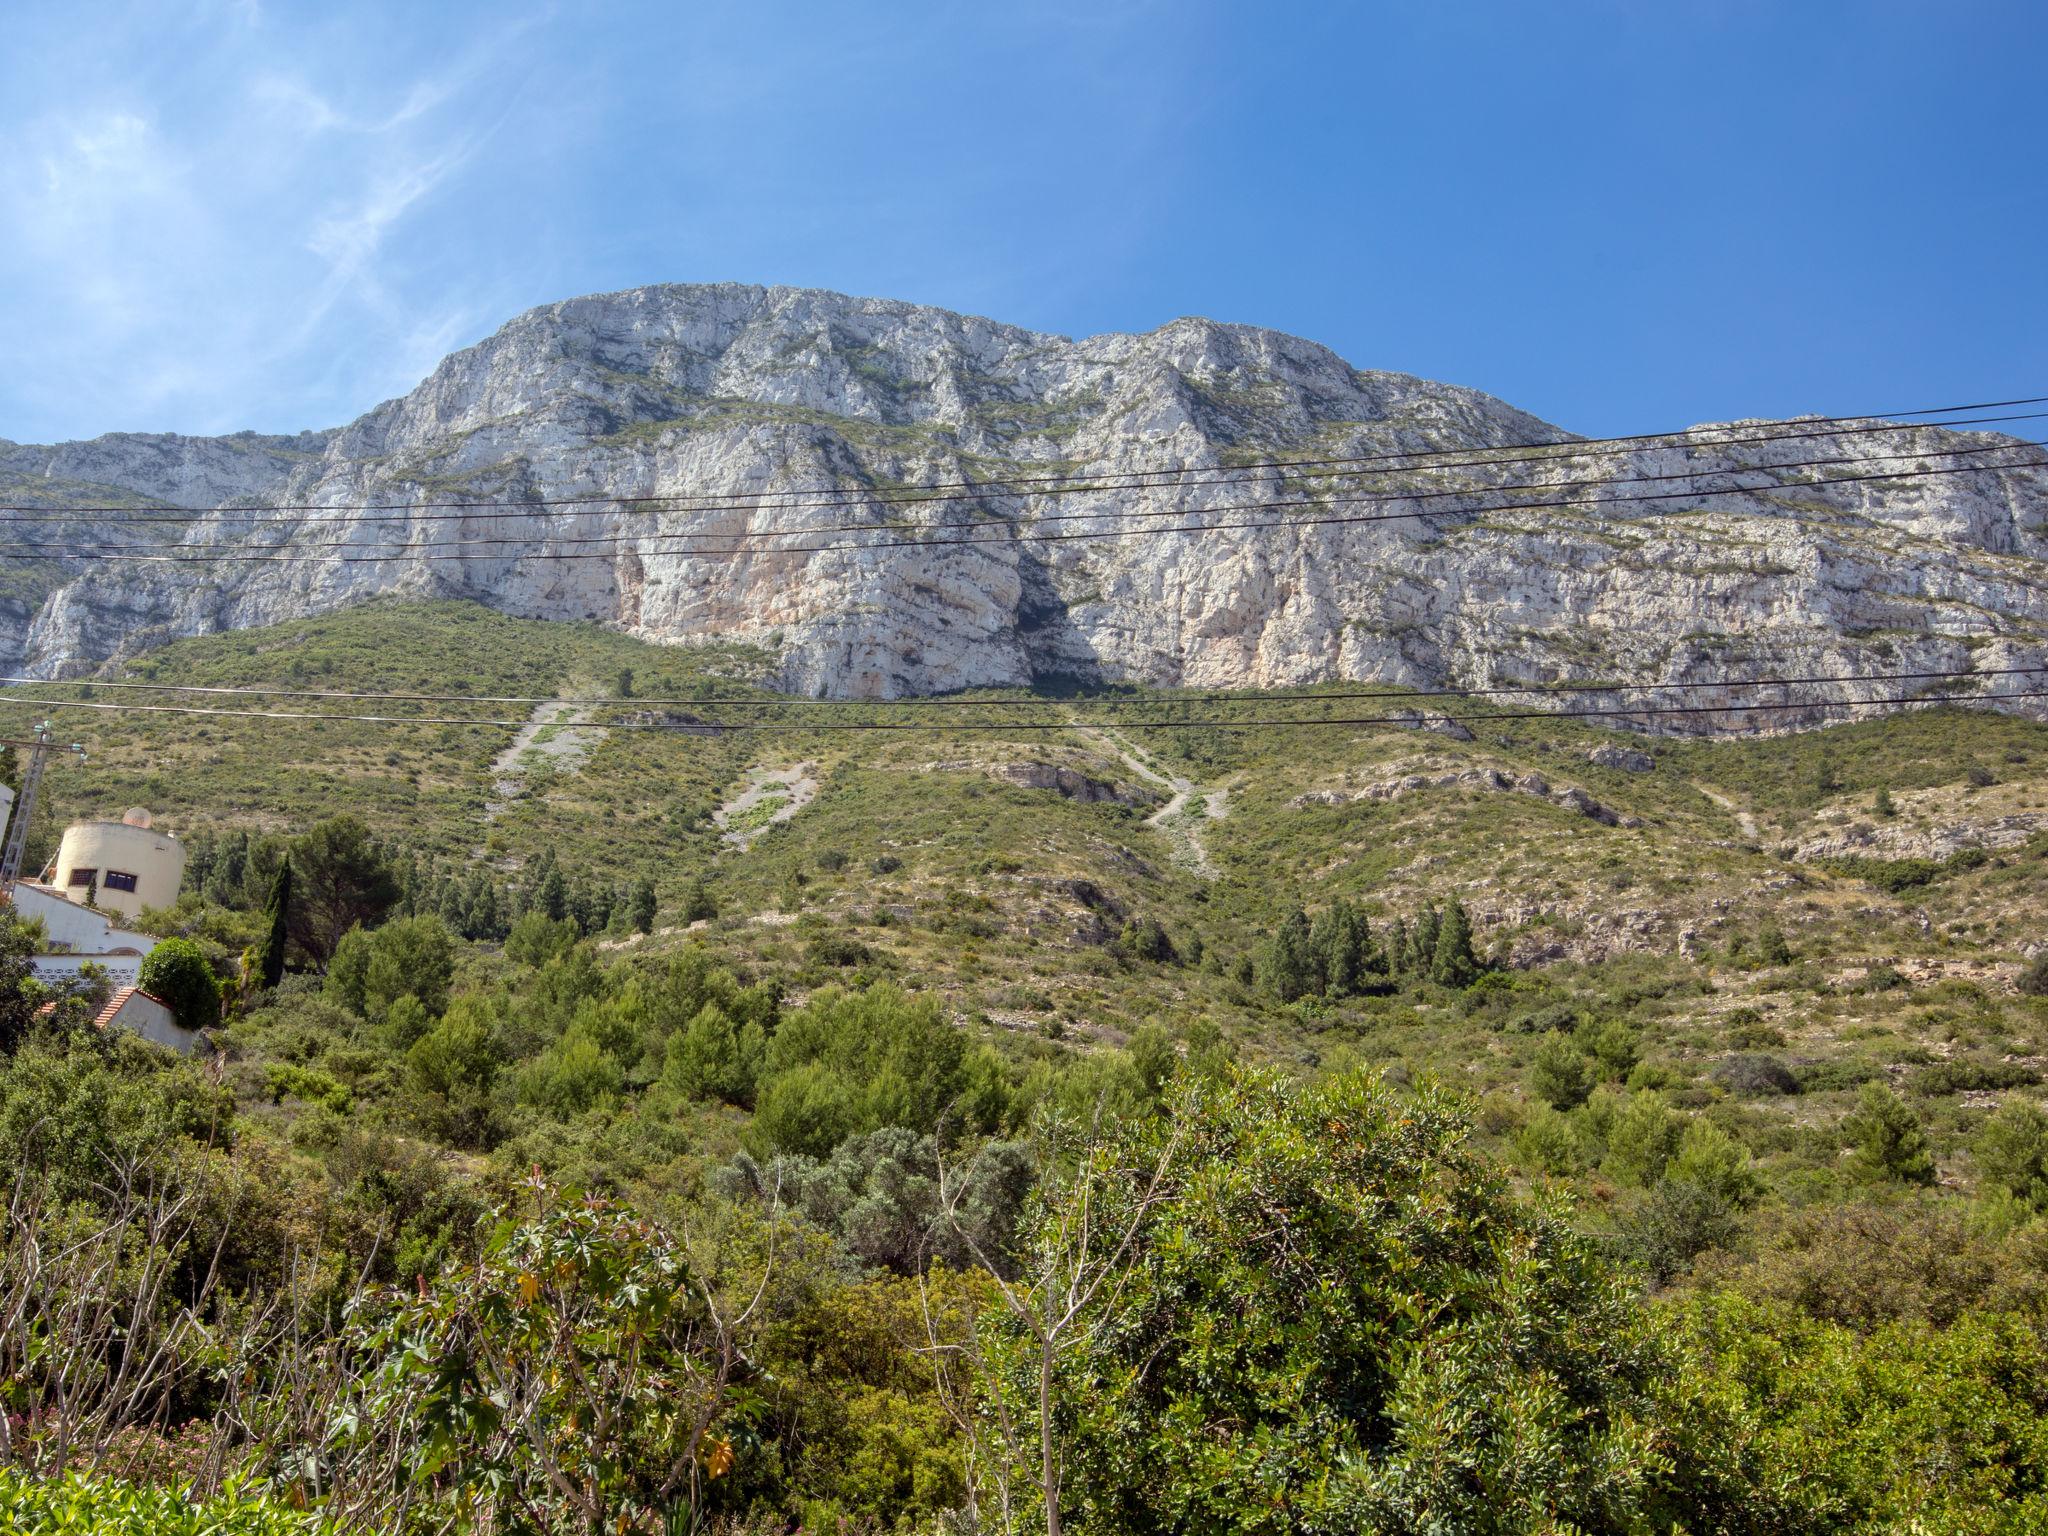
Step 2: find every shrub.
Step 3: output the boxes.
[1845,1081,1938,1186]
[748,985,972,1155]
[1531,1034,1594,1110]
[1908,1058,2041,1096]
[1714,1054,1800,1097]
[981,1066,1760,1532]
[324,915,455,1021]
[1514,1103,1585,1175]
[1603,1092,1683,1187]
[1578,1016,1642,1081]
[0,1471,330,1534]
[663,1003,764,1107]
[1674,1297,2048,1530]
[1975,1099,2048,1213]
[2019,952,2048,998]
[136,937,223,1033]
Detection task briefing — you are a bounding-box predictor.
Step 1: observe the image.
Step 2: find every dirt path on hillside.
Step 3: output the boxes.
[486,700,596,820]
[1694,781,1761,841]
[1085,728,1225,878]
[714,764,817,849]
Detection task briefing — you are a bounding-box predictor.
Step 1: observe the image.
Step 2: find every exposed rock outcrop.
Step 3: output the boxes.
[7,282,2046,731]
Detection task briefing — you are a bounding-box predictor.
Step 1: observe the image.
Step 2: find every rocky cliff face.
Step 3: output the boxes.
[4,282,2045,726]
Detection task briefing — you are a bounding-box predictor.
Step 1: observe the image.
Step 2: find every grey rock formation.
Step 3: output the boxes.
[5,282,2046,731]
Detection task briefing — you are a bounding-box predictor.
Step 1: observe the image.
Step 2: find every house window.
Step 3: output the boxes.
[67,867,98,888]
[103,871,140,893]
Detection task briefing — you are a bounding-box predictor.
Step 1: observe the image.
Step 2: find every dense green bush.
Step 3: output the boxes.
[979,1066,1764,1534]
[0,1472,330,1535]
[1676,1296,2048,1531]
[136,937,223,1033]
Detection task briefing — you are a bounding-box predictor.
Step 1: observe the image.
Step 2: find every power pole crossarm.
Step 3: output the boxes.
[0,725,88,890]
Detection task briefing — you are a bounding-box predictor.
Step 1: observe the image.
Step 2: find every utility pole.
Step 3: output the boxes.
[0,725,88,889]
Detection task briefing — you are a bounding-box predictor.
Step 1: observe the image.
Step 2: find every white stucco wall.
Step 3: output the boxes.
[52,822,186,919]
[10,882,157,955]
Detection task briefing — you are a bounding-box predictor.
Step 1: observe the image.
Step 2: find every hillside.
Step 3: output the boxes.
[4,283,2046,714]
[11,599,2046,1193]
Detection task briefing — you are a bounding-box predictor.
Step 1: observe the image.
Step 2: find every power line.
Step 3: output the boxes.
[6,395,2044,521]
[11,434,2036,557]
[5,663,2040,711]
[8,409,2039,536]
[8,450,2043,565]
[0,683,2039,733]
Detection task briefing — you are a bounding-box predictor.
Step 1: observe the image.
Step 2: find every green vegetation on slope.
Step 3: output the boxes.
[4,600,2048,1530]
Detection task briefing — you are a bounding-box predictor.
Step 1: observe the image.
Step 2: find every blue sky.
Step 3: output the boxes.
[4,0,2042,444]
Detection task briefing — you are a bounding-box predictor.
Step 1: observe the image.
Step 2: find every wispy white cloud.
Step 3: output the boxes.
[0,6,538,440]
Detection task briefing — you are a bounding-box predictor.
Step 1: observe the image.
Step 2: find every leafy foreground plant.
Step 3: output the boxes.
[0,1469,330,1534]
[316,1181,785,1534]
[963,1068,1795,1536]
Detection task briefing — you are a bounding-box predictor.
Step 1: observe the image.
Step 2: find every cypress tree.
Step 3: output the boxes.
[254,856,292,990]
[631,877,658,935]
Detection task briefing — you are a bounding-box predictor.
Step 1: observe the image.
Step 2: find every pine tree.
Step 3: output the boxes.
[469,878,501,941]
[631,878,658,934]
[538,867,568,923]
[1431,897,1480,989]
[1263,908,1319,1003]
[1411,905,1441,974]
[1385,918,1410,976]
[1846,1081,1937,1186]
[680,877,717,924]
[253,856,292,990]
[1313,901,1373,997]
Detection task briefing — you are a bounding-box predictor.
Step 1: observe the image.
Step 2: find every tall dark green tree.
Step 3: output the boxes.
[1311,900,1376,996]
[1262,907,1320,1003]
[253,855,292,990]
[538,867,569,924]
[1410,904,1442,973]
[289,816,400,963]
[1431,895,1481,988]
[630,878,658,935]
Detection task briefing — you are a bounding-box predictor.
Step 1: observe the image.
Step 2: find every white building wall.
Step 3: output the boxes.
[10,882,157,955]
[52,822,186,918]
[107,991,201,1055]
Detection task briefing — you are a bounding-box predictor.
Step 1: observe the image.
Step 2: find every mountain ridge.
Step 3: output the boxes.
[5,282,2045,722]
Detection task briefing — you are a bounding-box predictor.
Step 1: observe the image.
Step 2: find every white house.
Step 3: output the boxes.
[91,986,203,1055]
[10,880,161,990]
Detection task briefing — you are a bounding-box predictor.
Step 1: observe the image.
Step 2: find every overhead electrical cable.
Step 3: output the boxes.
[7,449,2044,565]
[16,434,2031,561]
[2,410,2043,531]
[3,395,2043,521]
[3,664,2041,711]
[0,684,2039,732]
[9,435,2039,556]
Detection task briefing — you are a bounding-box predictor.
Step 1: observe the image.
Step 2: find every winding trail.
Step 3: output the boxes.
[1694,781,1761,841]
[1084,728,1225,878]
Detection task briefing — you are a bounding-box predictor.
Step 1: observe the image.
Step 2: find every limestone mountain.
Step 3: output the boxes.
[4,282,2044,721]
